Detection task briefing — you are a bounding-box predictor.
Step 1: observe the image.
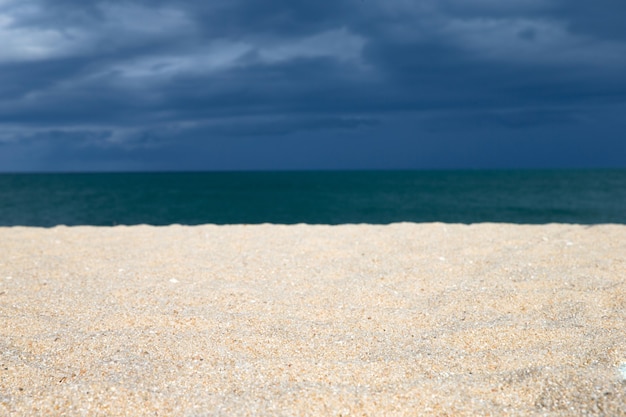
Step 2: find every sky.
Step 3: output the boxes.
[0,0,625,172]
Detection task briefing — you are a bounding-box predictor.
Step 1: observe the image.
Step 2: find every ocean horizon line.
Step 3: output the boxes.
[1,166,625,176]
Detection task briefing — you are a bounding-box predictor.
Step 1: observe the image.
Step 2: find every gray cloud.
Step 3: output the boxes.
[0,0,625,170]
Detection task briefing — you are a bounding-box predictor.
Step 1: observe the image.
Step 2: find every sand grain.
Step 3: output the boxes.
[1,223,625,416]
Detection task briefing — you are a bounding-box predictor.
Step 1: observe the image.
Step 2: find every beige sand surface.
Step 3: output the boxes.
[1,223,625,416]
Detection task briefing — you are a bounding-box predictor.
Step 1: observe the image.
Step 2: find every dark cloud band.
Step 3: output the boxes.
[0,0,625,170]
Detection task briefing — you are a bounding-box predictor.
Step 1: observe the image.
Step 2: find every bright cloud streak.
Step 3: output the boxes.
[0,2,193,63]
[258,28,366,63]
[0,13,87,62]
[111,42,253,80]
[108,28,365,83]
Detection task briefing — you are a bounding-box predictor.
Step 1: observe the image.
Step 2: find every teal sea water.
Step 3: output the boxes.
[0,170,624,226]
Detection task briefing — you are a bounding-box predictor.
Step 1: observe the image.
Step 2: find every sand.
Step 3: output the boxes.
[0,223,625,416]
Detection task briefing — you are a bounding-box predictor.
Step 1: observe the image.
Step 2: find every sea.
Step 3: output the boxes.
[0,170,624,227]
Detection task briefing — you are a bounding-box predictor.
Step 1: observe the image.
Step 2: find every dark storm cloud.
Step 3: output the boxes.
[1,0,625,170]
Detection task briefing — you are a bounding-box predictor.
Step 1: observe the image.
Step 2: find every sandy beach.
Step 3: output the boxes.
[1,223,625,416]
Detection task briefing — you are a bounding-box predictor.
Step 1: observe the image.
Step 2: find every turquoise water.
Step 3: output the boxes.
[0,170,624,226]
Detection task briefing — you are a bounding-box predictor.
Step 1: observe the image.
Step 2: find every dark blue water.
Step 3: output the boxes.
[0,170,624,226]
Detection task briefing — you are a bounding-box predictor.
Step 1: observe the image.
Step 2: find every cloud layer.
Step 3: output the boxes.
[1,0,625,170]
